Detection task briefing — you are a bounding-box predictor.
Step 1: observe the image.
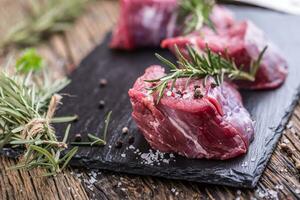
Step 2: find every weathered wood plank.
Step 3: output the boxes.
[0,0,300,199]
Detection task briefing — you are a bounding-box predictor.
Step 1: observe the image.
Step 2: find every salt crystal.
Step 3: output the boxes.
[236,190,241,195]
[287,121,294,129]
[257,190,266,198]
[89,177,97,184]
[121,153,126,158]
[251,157,256,162]
[129,145,135,150]
[162,159,170,164]
[117,182,122,187]
[283,139,289,144]
[183,93,191,99]
[139,150,174,165]
[171,188,176,193]
[91,171,97,178]
[246,127,252,133]
[268,189,278,199]
[275,184,283,190]
[76,173,82,178]
[166,91,172,97]
[242,161,248,167]
[295,188,300,194]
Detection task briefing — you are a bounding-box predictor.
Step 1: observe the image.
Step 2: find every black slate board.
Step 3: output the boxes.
[5,5,300,188]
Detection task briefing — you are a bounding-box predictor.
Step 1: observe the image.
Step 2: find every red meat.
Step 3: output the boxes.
[161,21,288,89]
[128,66,254,160]
[110,0,235,50]
[110,0,178,50]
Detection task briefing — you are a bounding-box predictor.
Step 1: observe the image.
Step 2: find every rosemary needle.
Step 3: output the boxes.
[71,111,112,147]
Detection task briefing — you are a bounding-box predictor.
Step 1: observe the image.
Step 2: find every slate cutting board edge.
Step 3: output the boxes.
[250,87,300,188]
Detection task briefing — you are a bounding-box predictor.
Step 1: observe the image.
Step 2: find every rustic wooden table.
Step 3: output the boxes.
[0,1,300,199]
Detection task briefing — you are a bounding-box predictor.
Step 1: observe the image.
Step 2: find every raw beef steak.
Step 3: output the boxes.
[110,0,234,50]
[110,0,178,50]
[161,21,288,90]
[128,66,254,160]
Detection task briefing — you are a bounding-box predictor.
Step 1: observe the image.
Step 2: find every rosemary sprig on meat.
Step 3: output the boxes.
[178,0,215,34]
[146,45,267,104]
[0,49,79,176]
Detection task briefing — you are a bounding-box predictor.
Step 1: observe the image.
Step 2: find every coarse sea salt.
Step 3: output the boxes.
[287,121,294,129]
[166,91,172,97]
[125,144,175,165]
[139,149,175,165]
[241,161,248,167]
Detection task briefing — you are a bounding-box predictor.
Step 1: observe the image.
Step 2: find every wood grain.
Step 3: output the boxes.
[1,0,300,199]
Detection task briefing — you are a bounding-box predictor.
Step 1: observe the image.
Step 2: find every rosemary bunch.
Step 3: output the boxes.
[178,0,215,34]
[146,45,267,104]
[0,49,78,175]
[1,0,88,48]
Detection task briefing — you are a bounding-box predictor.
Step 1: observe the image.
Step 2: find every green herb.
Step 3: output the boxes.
[178,0,215,34]
[1,0,88,49]
[71,111,112,146]
[146,45,267,104]
[0,50,78,176]
[16,49,44,73]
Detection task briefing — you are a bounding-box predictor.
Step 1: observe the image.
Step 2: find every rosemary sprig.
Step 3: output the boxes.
[71,111,112,146]
[146,45,267,104]
[1,0,88,49]
[0,49,78,175]
[178,0,215,34]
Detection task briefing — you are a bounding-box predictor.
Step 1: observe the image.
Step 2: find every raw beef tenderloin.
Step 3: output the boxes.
[110,0,234,50]
[128,66,254,160]
[161,21,288,89]
[110,0,178,50]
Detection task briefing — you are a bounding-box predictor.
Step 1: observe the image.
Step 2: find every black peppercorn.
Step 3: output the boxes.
[98,100,105,109]
[128,136,135,144]
[194,88,203,99]
[176,90,183,97]
[99,78,108,87]
[122,127,129,134]
[211,82,218,89]
[115,141,123,149]
[74,133,82,142]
